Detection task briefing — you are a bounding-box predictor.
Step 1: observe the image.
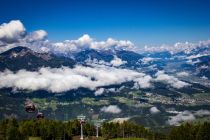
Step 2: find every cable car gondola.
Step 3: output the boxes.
[80,119,86,124]
[36,112,44,119]
[24,100,36,113]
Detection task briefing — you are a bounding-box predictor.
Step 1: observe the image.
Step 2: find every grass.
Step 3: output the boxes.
[28,136,146,140]
[32,98,58,111]
[113,97,136,106]
[110,138,147,140]
[29,137,41,140]
[81,97,109,106]
[72,136,104,140]
[193,93,210,100]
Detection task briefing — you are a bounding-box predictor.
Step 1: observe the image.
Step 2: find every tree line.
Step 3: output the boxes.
[0,118,210,140]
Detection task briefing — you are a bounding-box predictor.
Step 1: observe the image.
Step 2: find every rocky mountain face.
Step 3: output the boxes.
[0,46,76,71]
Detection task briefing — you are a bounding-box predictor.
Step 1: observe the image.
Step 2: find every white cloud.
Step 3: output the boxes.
[106,38,134,50]
[155,71,190,89]
[94,88,105,96]
[0,20,136,54]
[85,56,127,67]
[194,110,210,117]
[78,34,92,45]
[150,106,160,114]
[0,20,50,53]
[176,72,190,77]
[111,117,130,123]
[134,75,152,88]
[201,76,208,80]
[168,109,210,126]
[110,56,127,66]
[107,88,116,92]
[200,65,208,69]
[85,58,109,66]
[186,59,201,65]
[101,105,121,114]
[166,110,182,114]
[0,20,25,43]
[0,65,152,93]
[187,54,210,60]
[26,30,48,42]
[141,57,155,64]
[142,40,210,55]
[51,34,135,54]
[1,20,210,57]
[168,111,195,126]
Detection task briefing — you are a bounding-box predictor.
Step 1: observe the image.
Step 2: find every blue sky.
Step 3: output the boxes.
[0,0,210,46]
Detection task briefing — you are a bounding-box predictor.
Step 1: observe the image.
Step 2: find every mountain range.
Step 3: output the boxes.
[0,44,210,129]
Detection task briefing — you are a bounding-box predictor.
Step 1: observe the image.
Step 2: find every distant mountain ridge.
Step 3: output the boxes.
[0,46,76,71]
[1,45,210,78]
[0,46,145,71]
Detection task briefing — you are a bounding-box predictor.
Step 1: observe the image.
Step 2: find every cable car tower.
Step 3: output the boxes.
[77,115,86,140]
[93,119,103,138]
